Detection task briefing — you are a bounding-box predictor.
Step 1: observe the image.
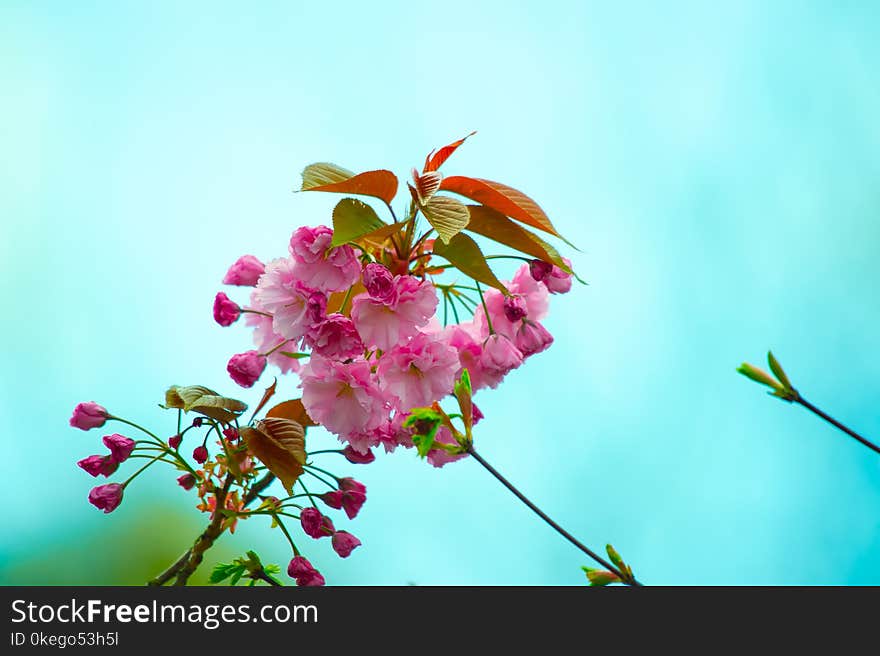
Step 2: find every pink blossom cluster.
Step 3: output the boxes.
[216,225,572,467]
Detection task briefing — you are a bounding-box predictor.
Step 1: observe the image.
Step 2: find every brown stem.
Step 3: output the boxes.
[147,549,192,587]
[172,475,235,586]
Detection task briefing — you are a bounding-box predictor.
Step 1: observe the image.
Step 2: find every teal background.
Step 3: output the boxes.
[2,1,879,585]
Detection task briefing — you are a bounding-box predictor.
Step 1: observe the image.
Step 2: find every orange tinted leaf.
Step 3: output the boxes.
[421,195,470,244]
[356,221,409,250]
[301,164,398,206]
[249,378,278,421]
[439,176,565,241]
[266,398,316,427]
[465,205,571,273]
[432,233,508,294]
[326,280,366,316]
[241,418,306,494]
[423,131,477,172]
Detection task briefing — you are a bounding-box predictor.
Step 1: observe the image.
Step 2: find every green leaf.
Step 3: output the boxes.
[432,233,508,294]
[279,352,309,359]
[606,544,625,571]
[737,363,782,391]
[301,162,355,188]
[403,408,442,458]
[465,205,572,273]
[582,566,621,587]
[331,198,388,247]
[230,569,244,586]
[767,351,793,391]
[210,562,241,584]
[165,385,248,424]
[420,195,470,244]
[454,369,473,434]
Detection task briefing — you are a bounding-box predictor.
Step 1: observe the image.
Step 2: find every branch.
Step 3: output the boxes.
[173,474,235,586]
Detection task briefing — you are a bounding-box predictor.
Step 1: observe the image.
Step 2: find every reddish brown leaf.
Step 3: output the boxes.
[465,205,571,273]
[241,418,306,494]
[249,377,277,422]
[439,176,563,240]
[266,399,316,427]
[423,131,477,172]
[301,164,398,206]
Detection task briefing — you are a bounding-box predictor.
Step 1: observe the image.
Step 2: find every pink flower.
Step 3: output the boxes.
[287,556,325,587]
[300,507,335,539]
[300,355,387,438]
[223,255,265,286]
[213,292,241,327]
[362,263,397,303]
[351,276,438,351]
[168,434,182,449]
[254,258,325,341]
[479,335,523,389]
[510,265,550,321]
[377,332,459,411]
[177,473,197,490]
[227,350,267,388]
[427,426,467,468]
[69,402,108,431]
[515,320,554,357]
[77,455,118,478]
[305,314,364,360]
[529,259,553,282]
[192,445,209,464]
[88,483,124,513]
[331,531,362,558]
[544,259,573,294]
[342,445,375,464]
[103,434,135,463]
[289,225,360,293]
[438,323,488,391]
[245,291,300,375]
[472,288,519,341]
[319,489,344,510]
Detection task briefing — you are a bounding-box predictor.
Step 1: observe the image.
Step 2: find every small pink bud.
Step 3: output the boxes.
[223,427,239,441]
[192,445,209,464]
[192,417,203,428]
[529,259,553,282]
[77,455,118,478]
[515,320,554,357]
[331,531,362,558]
[320,490,344,510]
[103,433,135,463]
[227,350,267,388]
[213,292,241,327]
[339,478,367,519]
[503,295,528,322]
[222,255,265,287]
[88,483,124,513]
[362,263,397,304]
[168,434,182,449]
[342,445,375,464]
[300,507,335,539]
[472,403,484,425]
[177,473,197,490]
[287,556,326,586]
[544,259,573,294]
[69,402,109,431]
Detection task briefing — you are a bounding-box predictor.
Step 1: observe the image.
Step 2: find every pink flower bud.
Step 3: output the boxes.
[479,335,523,388]
[177,473,197,490]
[222,255,265,286]
[77,455,118,478]
[227,350,267,388]
[192,445,209,464]
[213,292,241,327]
[223,427,239,441]
[168,434,182,449]
[331,531,362,558]
[69,402,108,431]
[342,445,375,464]
[529,259,553,282]
[502,295,528,322]
[472,403,484,425]
[319,490,344,510]
[88,483,124,513]
[339,478,367,519]
[300,507,335,539]
[362,263,397,304]
[287,556,326,586]
[192,417,203,428]
[103,433,135,463]
[515,320,554,357]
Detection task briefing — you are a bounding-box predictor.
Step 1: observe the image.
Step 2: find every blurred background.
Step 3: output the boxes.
[2,1,879,585]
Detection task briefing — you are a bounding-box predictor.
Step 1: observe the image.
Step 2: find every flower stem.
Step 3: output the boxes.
[796,396,880,456]
[475,282,494,335]
[466,445,641,586]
